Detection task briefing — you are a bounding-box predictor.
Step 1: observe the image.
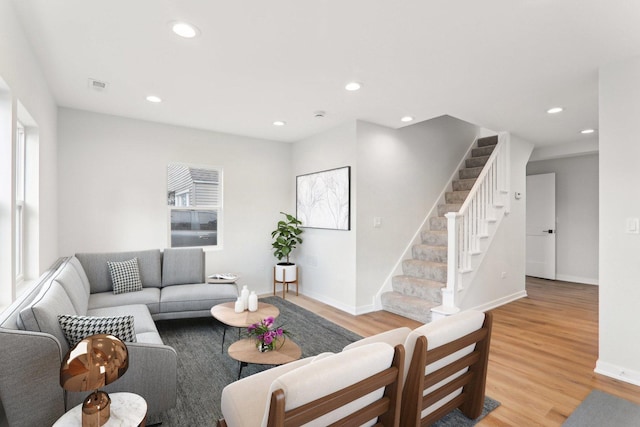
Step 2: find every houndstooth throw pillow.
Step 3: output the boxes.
[58,314,137,348]
[108,258,143,294]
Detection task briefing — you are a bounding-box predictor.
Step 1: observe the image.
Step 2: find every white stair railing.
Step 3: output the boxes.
[438,132,510,314]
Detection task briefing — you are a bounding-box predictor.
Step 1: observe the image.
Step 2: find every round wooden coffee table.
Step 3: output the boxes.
[228,338,302,379]
[210,302,280,352]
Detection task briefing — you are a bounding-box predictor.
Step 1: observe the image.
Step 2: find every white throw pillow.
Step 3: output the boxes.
[58,314,136,348]
[108,258,143,294]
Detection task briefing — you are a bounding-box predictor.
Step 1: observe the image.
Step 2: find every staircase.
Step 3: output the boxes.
[381,135,499,323]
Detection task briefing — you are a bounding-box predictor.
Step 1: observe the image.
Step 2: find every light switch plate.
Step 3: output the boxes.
[626,218,639,234]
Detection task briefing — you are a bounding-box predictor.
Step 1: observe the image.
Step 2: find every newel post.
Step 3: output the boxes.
[432,212,460,319]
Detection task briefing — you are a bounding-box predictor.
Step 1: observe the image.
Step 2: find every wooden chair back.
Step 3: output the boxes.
[400,311,493,426]
[266,344,404,427]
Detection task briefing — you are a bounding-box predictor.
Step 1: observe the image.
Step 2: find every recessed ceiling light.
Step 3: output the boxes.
[547,107,563,114]
[146,95,162,103]
[345,82,362,91]
[273,121,286,126]
[581,128,596,134]
[401,116,414,123]
[171,21,200,38]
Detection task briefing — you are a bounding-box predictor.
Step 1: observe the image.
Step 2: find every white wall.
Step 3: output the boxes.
[0,82,14,310]
[0,1,58,424]
[527,154,599,285]
[291,122,358,310]
[0,0,58,289]
[57,108,291,294]
[355,116,480,310]
[596,55,640,386]
[291,117,481,314]
[463,136,533,311]
[529,139,598,162]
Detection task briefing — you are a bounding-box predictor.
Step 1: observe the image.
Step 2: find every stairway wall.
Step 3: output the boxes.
[460,135,533,311]
[291,117,480,315]
[355,116,480,309]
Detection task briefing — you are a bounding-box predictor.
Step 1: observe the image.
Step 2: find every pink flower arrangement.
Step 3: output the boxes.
[246,316,289,352]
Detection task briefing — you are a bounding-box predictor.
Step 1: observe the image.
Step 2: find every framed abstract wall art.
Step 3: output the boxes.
[296,166,350,230]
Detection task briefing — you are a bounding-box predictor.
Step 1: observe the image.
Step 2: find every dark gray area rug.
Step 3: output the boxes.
[563,390,640,427]
[147,296,499,426]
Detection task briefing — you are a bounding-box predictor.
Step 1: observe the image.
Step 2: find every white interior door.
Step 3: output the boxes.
[526,173,556,279]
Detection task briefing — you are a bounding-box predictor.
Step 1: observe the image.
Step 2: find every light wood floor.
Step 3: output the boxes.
[282,277,640,426]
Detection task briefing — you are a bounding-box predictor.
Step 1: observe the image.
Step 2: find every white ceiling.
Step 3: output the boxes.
[10,1,640,147]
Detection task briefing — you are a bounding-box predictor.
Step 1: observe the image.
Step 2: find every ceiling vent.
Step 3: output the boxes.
[88,78,108,91]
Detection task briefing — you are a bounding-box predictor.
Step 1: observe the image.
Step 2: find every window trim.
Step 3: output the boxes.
[14,122,25,283]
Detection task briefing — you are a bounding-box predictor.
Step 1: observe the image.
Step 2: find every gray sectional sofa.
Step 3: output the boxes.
[0,248,239,427]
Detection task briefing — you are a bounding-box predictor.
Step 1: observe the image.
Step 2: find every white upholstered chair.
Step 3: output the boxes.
[218,342,404,427]
[344,310,493,426]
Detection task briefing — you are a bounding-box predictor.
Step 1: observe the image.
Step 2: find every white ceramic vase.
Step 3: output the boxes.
[240,285,250,310]
[248,291,258,312]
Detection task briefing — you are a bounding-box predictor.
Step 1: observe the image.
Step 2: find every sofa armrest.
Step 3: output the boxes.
[66,342,178,416]
[0,329,65,427]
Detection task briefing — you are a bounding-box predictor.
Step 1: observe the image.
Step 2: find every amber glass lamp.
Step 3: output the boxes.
[60,334,129,427]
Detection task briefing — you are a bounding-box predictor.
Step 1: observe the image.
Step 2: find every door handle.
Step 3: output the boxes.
[542,229,555,234]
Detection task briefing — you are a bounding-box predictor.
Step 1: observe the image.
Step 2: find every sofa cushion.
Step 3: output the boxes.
[221,356,317,427]
[19,281,76,355]
[49,259,90,316]
[68,256,91,294]
[87,304,159,335]
[88,288,161,314]
[59,257,91,313]
[162,248,204,286]
[262,342,394,426]
[76,250,162,293]
[160,283,238,313]
[135,331,165,345]
[58,314,136,348]
[402,310,485,418]
[404,310,485,380]
[108,258,143,294]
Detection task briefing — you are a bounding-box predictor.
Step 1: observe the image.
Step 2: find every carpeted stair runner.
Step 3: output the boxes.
[381,135,498,323]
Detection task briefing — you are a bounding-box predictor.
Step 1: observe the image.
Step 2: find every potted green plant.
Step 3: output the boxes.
[271,212,303,282]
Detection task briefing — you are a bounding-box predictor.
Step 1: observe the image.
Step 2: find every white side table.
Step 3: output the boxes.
[54,392,147,427]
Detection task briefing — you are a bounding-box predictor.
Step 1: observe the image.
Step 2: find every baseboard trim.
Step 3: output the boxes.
[297,290,358,315]
[555,274,599,286]
[470,290,528,313]
[286,289,528,319]
[595,360,640,387]
[354,303,376,315]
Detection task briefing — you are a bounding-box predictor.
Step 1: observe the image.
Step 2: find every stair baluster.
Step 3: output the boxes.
[381,133,510,323]
[436,133,510,316]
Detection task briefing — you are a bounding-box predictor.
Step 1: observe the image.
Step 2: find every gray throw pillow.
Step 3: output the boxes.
[108,258,143,294]
[58,314,136,348]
